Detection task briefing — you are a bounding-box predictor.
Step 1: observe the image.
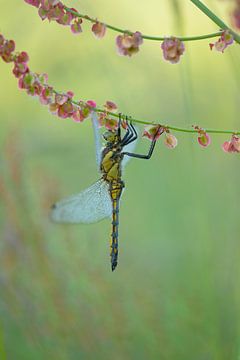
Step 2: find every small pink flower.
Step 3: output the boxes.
[72,108,84,122]
[143,125,164,141]
[92,21,106,39]
[58,101,75,118]
[194,126,211,147]
[0,39,15,62]
[104,101,118,112]
[24,0,40,7]
[39,86,54,105]
[222,135,240,153]
[71,19,83,34]
[116,31,143,57]
[86,100,97,108]
[55,93,68,105]
[57,12,74,26]
[164,133,178,149]
[209,30,234,53]
[198,132,211,147]
[98,112,107,127]
[104,118,118,130]
[161,37,185,64]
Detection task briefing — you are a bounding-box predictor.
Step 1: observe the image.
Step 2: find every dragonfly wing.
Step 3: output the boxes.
[91,112,102,170]
[50,179,112,224]
[122,137,138,169]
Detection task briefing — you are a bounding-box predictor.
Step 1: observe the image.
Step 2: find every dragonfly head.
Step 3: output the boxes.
[102,130,119,145]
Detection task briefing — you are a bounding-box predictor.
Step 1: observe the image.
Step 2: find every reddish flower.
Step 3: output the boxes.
[222,135,240,153]
[71,19,83,34]
[72,108,85,122]
[143,125,164,141]
[161,37,185,64]
[86,100,97,108]
[209,30,234,53]
[104,101,118,112]
[24,0,41,7]
[116,31,143,57]
[101,117,118,130]
[0,39,15,62]
[92,22,106,39]
[39,86,54,105]
[198,132,211,147]
[194,126,211,147]
[12,51,29,78]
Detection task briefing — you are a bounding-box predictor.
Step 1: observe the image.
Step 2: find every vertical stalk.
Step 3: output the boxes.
[190,0,240,44]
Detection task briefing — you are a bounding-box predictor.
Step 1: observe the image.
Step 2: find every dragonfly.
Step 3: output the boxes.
[50,112,160,271]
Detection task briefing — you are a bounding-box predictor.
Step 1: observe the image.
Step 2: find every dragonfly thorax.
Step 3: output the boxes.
[100,146,123,183]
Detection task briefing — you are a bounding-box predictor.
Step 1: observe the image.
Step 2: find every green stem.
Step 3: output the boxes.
[190,0,240,44]
[53,90,239,135]
[64,6,223,42]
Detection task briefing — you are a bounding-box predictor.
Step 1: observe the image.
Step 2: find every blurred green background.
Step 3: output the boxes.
[1,0,240,359]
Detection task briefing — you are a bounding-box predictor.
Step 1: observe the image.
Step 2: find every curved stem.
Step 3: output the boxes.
[190,0,240,44]
[64,6,223,42]
[52,90,239,135]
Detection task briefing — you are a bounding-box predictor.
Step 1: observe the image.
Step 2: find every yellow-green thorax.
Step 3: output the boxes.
[100,146,123,183]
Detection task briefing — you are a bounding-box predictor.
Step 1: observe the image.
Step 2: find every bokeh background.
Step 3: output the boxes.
[1,0,240,359]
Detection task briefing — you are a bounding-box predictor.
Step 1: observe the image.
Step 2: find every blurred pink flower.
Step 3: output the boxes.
[164,133,178,149]
[116,31,143,57]
[92,22,106,39]
[222,135,240,153]
[210,30,234,53]
[161,37,185,64]
[143,125,164,141]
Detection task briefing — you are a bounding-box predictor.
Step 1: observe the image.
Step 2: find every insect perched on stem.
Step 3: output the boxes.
[51,113,162,271]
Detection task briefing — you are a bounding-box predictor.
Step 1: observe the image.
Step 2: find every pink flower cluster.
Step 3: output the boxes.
[116,32,143,57]
[98,101,119,130]
[1,31,240,151]
[210,31,234,52]
[24,0,237,64]
[143,125,178,149]
[24,0,83,34]
[0,33,98,123]
[222,135,240,153]
[161,37,185,64]
[0,34,29,80]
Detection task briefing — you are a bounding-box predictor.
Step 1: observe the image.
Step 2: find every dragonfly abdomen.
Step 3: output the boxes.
[109,181,124,271]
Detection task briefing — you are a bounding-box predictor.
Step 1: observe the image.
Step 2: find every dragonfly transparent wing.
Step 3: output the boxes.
[122,135,138,169]
[50,179,112,224]
[91,112,102,170]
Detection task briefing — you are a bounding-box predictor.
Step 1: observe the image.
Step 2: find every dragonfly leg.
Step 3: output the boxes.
[121,120,138,146]
[124,122,138,145]
[122,126,163,159]
[122,139,156,159]
[117,113,122,138]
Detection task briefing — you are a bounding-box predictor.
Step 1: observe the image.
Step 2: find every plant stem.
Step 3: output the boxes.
[46,89,240,136]
[64,6,223,42]
[190,0,240,44]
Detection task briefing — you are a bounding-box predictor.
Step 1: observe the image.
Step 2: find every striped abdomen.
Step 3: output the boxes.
[109,181,124,271]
